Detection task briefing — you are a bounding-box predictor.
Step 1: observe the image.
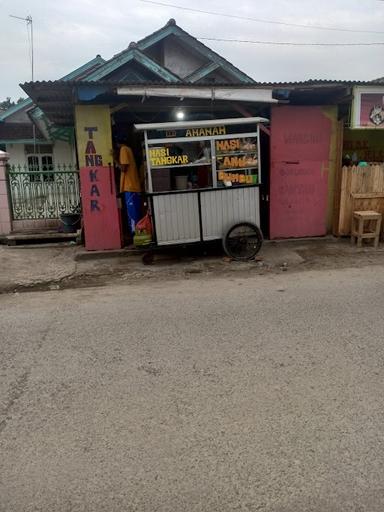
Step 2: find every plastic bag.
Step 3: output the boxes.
[135,212,152,235]
[134,212,153,247]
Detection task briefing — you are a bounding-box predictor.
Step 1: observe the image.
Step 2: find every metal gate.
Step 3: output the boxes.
[8,164,81,220]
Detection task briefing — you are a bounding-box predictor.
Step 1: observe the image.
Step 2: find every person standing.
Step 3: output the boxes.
[118,140,142,237]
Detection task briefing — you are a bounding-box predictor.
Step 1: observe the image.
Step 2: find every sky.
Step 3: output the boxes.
[0,0,383,100]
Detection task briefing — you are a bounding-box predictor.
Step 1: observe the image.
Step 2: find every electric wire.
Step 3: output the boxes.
[140,0,384,35]
[194,36,384,47]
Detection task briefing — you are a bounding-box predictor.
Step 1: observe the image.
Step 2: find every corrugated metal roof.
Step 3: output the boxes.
[370,77,384,84]
[0,56,105,124]
[21,78,384,89]
[261,79,384,87]
[0,122,44,141]
[59,55,105,81]
[0,98,33,121]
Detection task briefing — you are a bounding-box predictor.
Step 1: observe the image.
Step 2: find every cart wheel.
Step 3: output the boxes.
[142,251,155,265]
[223,222,263,261]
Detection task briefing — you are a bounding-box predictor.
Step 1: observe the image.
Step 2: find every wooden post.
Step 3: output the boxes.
[375,216,382,248]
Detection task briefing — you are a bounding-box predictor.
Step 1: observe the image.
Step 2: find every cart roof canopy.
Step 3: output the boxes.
[134,117,269,132]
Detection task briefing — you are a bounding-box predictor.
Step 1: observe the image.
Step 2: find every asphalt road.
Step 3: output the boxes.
[1,266,384,512]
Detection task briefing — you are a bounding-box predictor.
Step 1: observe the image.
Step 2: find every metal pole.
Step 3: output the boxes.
[9,14,34,82]
[28,16,34,82]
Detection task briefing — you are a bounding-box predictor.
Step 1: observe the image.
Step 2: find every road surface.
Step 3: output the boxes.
[1,266,384,511]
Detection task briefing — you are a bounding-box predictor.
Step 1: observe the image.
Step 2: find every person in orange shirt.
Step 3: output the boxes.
[118,139,142,237]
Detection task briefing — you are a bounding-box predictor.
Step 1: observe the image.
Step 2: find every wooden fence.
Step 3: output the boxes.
[337,164,384,235]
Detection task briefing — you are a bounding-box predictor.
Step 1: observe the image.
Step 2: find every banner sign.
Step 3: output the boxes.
[75,105,113,166]
[147,123,256,140]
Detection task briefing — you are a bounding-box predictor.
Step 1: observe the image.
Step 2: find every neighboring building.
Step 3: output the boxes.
[0,55,105,170]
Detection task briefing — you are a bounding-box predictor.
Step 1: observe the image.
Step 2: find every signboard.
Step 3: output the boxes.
[149,147,189,167]
[343,129,384,161]
[75,105,113,166]
[217,171,257,184]
[146,123,255,140]
[351,87,384,129]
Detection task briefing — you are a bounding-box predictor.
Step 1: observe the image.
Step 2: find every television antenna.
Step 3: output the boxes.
[9,14,34,81]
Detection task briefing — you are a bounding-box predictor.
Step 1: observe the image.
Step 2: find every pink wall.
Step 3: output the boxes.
[80,166,122,250]
[270,106,332,239]
[0,152,12,235]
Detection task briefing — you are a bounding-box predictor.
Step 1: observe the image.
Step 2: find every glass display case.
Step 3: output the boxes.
[215,136,259,187]
[144,123,261,193]
[149,140,212,191]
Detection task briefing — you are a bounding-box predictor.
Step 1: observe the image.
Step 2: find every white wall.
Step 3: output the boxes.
[53,140,76,166]
[5,143,26,168]
[5,141,76,169]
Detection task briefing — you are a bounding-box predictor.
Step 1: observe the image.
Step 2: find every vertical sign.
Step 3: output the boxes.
[75,104,122,250]
[75,104,113,167]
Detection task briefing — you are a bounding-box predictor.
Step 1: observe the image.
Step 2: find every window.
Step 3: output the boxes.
[148,140,212,192]
[216,137,259,187]
[27,153,54,182]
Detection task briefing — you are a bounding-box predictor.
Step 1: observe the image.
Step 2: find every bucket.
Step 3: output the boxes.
[175,175,188,190]
[59,213,81,233]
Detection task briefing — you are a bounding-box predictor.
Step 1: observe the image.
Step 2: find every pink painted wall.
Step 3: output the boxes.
[0,152,12,235]
[270,106,332,239]
[80,166,122,250]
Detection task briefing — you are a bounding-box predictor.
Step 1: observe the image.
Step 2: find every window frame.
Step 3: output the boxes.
[27,153,55,182]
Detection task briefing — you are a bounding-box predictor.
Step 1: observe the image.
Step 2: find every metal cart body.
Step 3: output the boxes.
[135,117,268,256]
[149,185,260,246]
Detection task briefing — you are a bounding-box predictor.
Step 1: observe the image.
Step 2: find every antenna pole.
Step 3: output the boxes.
[10,14,34,82]
[28,16,34,82]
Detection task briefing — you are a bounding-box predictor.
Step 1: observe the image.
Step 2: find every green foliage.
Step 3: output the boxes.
[0,97,26,112]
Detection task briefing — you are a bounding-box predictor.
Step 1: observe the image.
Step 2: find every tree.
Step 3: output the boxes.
[0,97,26,113]
[0,97,13,112]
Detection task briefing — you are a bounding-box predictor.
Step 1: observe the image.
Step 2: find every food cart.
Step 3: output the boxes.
[135,117,268,260]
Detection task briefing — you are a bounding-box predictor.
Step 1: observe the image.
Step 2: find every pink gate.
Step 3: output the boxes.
[270,106,332,239]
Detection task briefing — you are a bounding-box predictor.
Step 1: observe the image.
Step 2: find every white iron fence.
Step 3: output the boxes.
[7,164,81,220]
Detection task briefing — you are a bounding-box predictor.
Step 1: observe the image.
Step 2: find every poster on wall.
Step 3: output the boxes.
[352,87,384,129]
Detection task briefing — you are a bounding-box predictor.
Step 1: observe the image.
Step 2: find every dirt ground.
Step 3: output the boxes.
[1,237,384,294]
